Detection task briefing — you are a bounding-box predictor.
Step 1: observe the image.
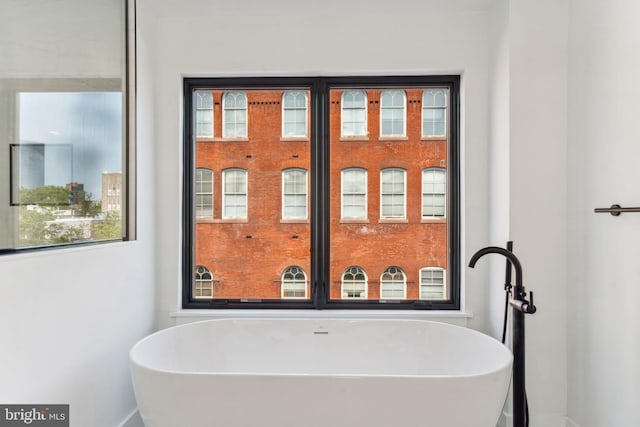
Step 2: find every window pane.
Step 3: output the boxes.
[196,92,213,138]
[420,268,446,300]
[282,266,308,298]
[283,169,307,219]
[187,81,455,307]
[381,169,405,218]
[282,91,307,137]
[380,266,406,299]
[381,91,404,107]
[341,90,367,137]
[7,93,125,247]
[422,168,446,218]
[195,265,214,299]
[195,88,311,301]
[423,89,448,137]
[341,168,367,219]
[342,266,367,299]
[222,169,247,219]
[196,168,213,218]
[223,92,247,137]
[329,87,448,301]
[380,90,406,136]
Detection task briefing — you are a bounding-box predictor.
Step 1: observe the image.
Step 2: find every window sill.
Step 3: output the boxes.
[197,218,265,225]
[421,217,447,224]
[211,137,250,142]
[339,219,370,224]
[280,137,309,142]
[170,309,473,326]
[378,136,408,142]
[339,136,369,142]
[280,219,309,224]
[420,136,447,141]
[378,218,408,224]
[0,239,135,260]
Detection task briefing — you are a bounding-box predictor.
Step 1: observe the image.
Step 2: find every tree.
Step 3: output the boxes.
[92,211,122,240]
[49,223,87,243]
[19,186,69,206]
[18,206,56,246]
[77,192,102,217]
[17,185,96,246]
[18,206,89,246]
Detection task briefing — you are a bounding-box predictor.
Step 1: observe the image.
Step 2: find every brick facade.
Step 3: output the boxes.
[195,88,447,301]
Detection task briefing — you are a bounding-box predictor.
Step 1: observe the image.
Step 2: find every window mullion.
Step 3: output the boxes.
[311,78,329,307]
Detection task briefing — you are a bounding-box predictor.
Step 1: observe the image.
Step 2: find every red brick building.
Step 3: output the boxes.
[194,86,449,302]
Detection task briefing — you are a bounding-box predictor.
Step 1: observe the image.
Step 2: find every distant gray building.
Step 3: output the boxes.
[101,172,122,214]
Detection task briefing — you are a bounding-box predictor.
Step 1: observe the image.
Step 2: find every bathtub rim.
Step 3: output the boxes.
[130,317,513,379]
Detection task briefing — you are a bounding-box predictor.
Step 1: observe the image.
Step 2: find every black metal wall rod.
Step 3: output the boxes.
[594,204,640,216]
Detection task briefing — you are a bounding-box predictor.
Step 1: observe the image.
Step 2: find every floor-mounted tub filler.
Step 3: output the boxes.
[130,318,512,427]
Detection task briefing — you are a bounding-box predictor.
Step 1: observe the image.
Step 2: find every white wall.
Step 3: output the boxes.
[142,0,577,425]
[0,244,154,426]
[487,0,510,340]
[0,1,156,426]
[0,0,123,78]
[507,1,570,425]
[142,0,493,331]
[134,0,639,426]
[486,1,570,425]
[567,0,640,425]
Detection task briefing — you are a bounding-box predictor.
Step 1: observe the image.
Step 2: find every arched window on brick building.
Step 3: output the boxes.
[422,89,448,137]
[380,266,406,299]
[380,90,406,137]
[341,266,368,299]
[195,91,213,138]
[282,168,308,220]
[281,266,307,299]
[282,91,308,137]
[222,91,247,138]
[341,168,367,220]
[222,168,247,219]
[194,265,213,299]
[422,167,446,218]
[341,90,367,137]
[195,168,213,218]
[380,168,406,219]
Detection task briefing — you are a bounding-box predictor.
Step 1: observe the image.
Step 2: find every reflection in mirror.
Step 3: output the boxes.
[9,92,123,247]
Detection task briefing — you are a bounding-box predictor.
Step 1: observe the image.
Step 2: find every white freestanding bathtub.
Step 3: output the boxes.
[130,318,512,427]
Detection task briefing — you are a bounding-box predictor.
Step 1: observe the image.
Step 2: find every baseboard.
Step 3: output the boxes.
[117,408,144,427]
[117,407,578,427]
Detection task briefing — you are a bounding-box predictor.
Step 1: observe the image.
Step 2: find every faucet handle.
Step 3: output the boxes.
[528,291,537,314]
[510,290,537,314]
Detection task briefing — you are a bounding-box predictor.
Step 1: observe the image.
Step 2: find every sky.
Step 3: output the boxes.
[17,92,123,199]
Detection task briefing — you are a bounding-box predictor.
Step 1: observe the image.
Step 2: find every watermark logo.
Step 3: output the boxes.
[0,405,68,426]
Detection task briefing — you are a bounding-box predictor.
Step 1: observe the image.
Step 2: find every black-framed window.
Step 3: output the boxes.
[183,76,460,309]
